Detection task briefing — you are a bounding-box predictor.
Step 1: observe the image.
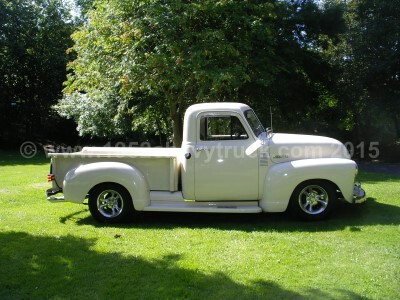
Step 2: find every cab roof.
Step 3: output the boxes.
[182,102,252,144]
[184,102,251,116]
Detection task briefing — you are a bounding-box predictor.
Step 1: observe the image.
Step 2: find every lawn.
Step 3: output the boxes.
[0,151,399,299]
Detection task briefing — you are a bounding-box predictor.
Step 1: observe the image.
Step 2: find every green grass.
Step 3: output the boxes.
[0,151,399,299]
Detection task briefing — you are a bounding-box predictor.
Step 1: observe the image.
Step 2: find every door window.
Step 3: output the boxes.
[199,116,248,141]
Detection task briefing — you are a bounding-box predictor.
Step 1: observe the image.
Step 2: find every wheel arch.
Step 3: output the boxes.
[63,162,150,210]
[289,178,340,200]
[88,181,129,198]
[260,158,357,212]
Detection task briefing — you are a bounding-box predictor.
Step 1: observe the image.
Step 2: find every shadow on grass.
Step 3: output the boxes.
[358,162,400,177]
[0,231,366,299]
[56,170,399,232]
[66,196,399,233]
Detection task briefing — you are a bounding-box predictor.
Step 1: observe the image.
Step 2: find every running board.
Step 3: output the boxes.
[143,201,262,213]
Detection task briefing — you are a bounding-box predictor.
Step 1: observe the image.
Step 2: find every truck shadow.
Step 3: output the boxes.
[66,170,400,232]
[71,196,399,232]
[0,231,366,299]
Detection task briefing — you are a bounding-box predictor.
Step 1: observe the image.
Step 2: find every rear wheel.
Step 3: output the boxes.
[88,183,133,223]
[289,180,337,221]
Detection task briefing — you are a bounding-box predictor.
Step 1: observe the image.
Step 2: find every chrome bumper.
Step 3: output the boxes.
[353,183,366,204]
[46,188,65,202]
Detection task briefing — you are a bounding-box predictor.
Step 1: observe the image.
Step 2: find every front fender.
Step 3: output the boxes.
[260,158,357,212]
[63,162,150,210]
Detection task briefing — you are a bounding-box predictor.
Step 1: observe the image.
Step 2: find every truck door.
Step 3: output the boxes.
[194,112,259,201]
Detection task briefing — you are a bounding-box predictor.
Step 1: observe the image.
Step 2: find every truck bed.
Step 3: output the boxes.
[49,147,182,192]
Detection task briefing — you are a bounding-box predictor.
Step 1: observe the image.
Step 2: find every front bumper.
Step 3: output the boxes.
[353,183,366,204]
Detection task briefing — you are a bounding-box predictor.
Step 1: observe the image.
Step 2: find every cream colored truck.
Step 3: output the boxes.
[46,103,366,222]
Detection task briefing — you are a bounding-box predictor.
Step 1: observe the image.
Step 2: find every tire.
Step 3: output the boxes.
[88,183,134,223]
[289,180,337,221]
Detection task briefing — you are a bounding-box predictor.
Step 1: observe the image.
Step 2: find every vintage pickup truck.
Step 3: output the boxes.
[46,102,365,222]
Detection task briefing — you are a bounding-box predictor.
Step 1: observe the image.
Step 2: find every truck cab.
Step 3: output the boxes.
[181,103,261,201]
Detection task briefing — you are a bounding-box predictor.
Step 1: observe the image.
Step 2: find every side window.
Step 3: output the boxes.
[199,116,249,141]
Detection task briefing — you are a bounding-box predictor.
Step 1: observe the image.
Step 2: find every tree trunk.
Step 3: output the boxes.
[394,113,400,139]
[168,96,182,147]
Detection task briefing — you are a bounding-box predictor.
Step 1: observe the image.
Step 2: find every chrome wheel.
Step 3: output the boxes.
[298,185,329,215]
[290,180,336,221]
[89,183,134,223]
[96,189,124,218]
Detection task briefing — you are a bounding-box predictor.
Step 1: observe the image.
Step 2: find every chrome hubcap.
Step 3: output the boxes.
[298,185,329,215]
[96,189,124,218]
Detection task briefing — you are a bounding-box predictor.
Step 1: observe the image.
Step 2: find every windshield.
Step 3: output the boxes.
[244,109,265,137]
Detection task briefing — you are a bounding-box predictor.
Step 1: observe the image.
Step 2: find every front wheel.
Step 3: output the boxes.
[289,180,337,221]
[88,183,133,223]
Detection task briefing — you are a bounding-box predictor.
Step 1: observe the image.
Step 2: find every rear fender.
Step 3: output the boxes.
[260,158,357,212]
[63,162,150,210]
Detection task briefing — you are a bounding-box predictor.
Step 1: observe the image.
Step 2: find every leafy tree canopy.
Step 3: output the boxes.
[324,0,400,141]
[0,0,75,144]
[57,0,344,145]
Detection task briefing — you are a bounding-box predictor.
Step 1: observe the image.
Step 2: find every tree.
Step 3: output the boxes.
[0,0,75,145]
[326,0,400,141]
[57,0,285,146]
[355,0,400,140]
[57,0,348,145]
[255,0,346,135]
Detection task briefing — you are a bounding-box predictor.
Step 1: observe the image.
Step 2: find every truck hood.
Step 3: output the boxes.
[267,133,350,163]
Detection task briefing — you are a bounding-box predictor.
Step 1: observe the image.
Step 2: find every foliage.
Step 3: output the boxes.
[58,0,282,145]
[1,0,398,148]
[56,90,131,137]
[325,0,400,142]
[0,152,399,299]
[0,0,76,145]
[247,0,347,135]
[57,0,347,145]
